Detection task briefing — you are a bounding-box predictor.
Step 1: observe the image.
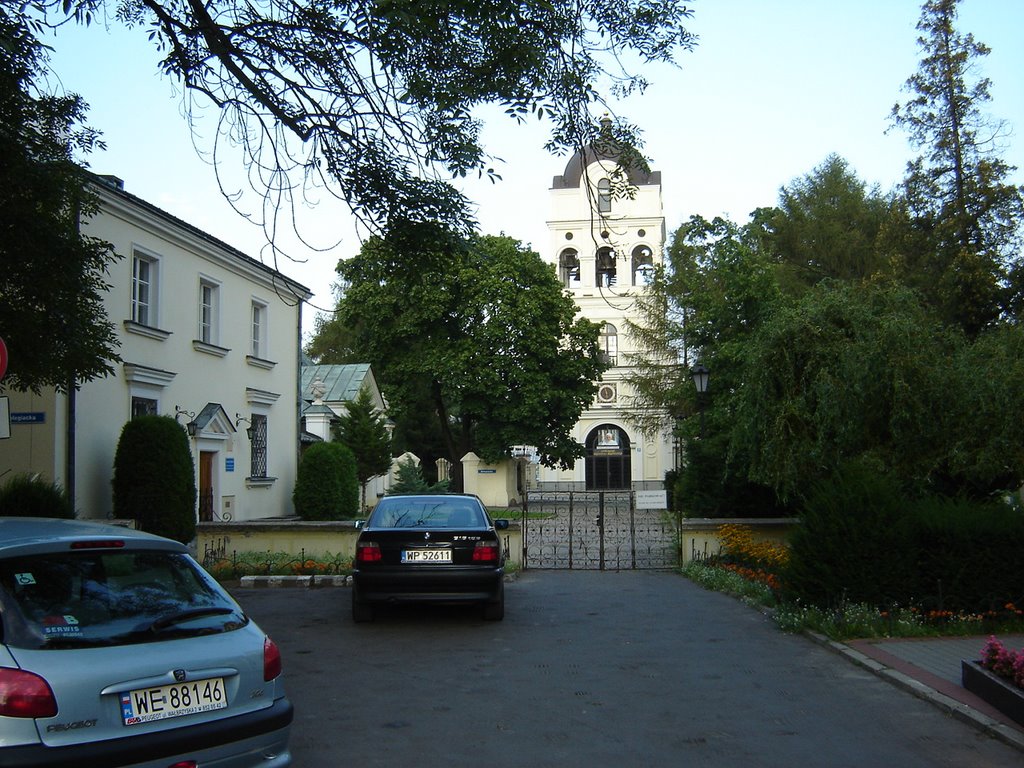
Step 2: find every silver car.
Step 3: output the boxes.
[0,517,292,767]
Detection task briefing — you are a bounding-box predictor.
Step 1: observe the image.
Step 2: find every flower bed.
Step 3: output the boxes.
[961,636,1024,727]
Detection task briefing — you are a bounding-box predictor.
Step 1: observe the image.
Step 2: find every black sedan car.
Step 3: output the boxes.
[351,494,509,622]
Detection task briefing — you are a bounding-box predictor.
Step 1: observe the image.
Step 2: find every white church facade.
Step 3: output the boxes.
[532,132,674,491]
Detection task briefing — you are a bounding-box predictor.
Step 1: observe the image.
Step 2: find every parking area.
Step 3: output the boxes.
[235,570,1022,767]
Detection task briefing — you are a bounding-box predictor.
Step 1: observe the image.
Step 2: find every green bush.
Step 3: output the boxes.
[784,461,916,608]
[293,442,359,520]
[786,460,1024,615]
[908,495,1024,613]
[112,415,197,543]
[0,473,74,518]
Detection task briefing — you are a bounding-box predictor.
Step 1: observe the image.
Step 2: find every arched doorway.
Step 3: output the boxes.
[585,424,631,490]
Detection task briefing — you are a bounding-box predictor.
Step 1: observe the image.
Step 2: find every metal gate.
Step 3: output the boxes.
[521,491,680,570]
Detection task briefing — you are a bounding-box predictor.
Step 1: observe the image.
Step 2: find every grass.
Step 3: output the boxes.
[682,560,1024,642]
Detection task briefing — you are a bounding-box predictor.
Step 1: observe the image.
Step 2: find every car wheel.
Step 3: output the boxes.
[482,582,504,621]
[352,586,374,623]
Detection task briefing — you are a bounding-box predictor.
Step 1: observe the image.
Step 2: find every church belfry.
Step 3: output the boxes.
[534,124,672,491]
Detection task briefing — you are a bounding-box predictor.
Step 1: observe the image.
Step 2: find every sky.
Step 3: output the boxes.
[41,1,1024,337]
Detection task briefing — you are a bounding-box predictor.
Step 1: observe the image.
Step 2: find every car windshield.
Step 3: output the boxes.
[369,499,485,529]
[0,550,246,650]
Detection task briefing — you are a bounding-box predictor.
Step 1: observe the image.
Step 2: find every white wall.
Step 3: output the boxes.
[19,180,311,523]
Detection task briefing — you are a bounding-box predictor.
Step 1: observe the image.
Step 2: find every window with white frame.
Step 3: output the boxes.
[250,300,268,358]
[131,251,158,326]
[597,178,612,213]
[199,279,219,344]
[599,323,618,366]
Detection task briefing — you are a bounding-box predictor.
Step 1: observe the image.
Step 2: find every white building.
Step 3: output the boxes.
[535,131,673,490]
[0,176,312,523]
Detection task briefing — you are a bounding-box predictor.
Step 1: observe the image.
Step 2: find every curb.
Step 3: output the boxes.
[805,631,1024,754]
[239,575,352,588]
[238,571,520,589]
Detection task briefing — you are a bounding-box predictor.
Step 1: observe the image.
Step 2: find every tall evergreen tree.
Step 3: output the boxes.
[890,0,1024,334]
[332,387,392,511]
[768,155,894,290]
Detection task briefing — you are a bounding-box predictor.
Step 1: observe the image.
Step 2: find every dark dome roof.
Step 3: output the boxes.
[551,140,660,190]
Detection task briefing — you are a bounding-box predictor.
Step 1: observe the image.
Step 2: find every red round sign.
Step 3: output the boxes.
[0,336,7,381]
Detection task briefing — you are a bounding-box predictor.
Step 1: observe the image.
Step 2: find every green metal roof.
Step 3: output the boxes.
[301,363,371,404]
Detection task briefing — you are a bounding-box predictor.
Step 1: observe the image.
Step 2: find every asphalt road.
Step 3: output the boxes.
[235,570,1021,767]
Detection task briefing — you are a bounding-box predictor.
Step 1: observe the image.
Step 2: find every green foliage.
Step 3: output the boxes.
[890,0,1024,334]
[204,550,353,581]
[681,561,777,610]
[909,495,1024,613]
[731,281,953,500]
[768,154,895,289]
[786,462,1024,615]
[0,473,74,518]
[29,0,696,236]
[330,230,606,478]
[293,442,360,520]
[388,457,449,495]
[332,387,392,509]
[0,10,120,392]
[784,462,917,609]
[111,416,197,543]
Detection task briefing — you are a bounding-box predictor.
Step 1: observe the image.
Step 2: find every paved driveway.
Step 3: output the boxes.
[236,571,1021,767]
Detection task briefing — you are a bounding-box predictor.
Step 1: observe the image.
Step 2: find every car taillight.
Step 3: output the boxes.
[70,539,125,549]
[0,668,58,718]
[356,541,381,563]
[264,636,282,682]
[473,541,500,562]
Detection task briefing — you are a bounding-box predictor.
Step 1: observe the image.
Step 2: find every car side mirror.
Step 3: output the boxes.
[494,519,509,531]
[355,520,366,529]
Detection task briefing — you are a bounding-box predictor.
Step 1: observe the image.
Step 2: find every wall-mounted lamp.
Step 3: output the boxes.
[175,406,197,437]
[235,413,254,440]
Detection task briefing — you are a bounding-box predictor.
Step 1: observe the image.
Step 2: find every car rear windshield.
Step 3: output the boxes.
[0,550,246,650]
[369,499,485,529]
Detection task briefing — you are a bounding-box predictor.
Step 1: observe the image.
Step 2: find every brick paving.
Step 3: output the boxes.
[843,633,1024,744]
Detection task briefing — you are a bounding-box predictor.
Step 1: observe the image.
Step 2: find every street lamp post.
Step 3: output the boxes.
[690,363,710,437]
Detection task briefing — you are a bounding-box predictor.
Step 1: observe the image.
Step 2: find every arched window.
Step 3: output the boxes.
[559,248,581,288]
[599,322,618,366]
[597,178,612,213]
[632,245,655,286]
[596,247,617,287]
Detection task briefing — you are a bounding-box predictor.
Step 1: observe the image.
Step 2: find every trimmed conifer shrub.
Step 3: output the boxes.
[293,442,359,520]
[112,415,197,543]
[0,473,75,518]
[784,461,916,608]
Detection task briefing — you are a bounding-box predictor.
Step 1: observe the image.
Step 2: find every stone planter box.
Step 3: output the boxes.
[961,660,1024,726]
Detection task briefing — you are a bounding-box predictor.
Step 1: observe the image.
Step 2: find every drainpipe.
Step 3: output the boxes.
[66,377,76,515]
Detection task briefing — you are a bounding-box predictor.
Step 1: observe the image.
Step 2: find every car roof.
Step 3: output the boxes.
[0,517,187,558]
[376,494,483,504]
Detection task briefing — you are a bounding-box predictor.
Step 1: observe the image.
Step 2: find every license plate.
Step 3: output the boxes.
[120,677,227,726]
[402,549,452,563]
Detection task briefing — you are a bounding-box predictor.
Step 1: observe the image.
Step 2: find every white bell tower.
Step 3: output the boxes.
[537,125,673,491]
